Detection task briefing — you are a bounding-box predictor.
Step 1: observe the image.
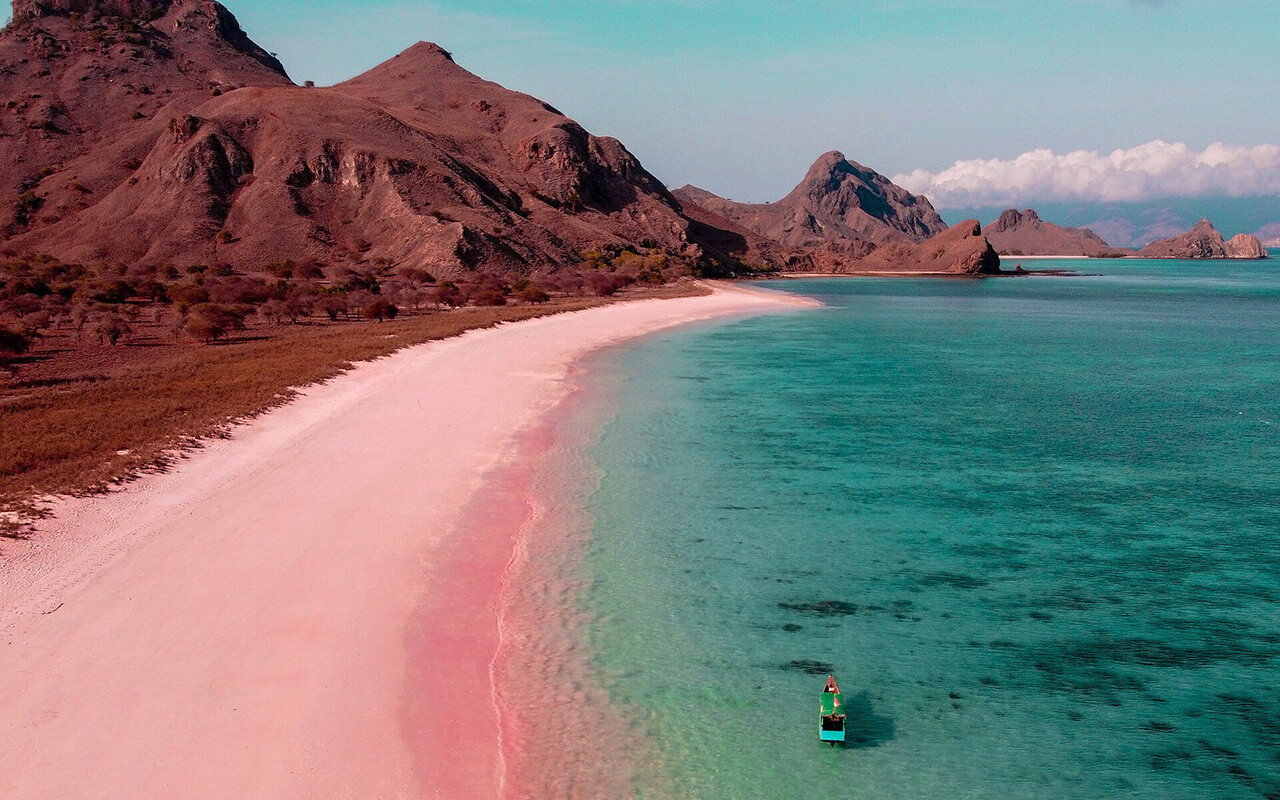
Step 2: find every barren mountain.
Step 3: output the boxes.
[0,0,289,236]
[0,0,755,278]
[1137,219,1268,259]
[675,153,1001,274]
[984,209,1126,257]
[672,189,812,273]
[1250,223,1280,249]
[674,151,949,269]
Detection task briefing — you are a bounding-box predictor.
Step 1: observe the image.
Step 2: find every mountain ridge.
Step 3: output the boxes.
[0,2,738,279]
[1,0,1004,279]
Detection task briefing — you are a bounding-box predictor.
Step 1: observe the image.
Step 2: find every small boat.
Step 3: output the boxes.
[819,674,846,745]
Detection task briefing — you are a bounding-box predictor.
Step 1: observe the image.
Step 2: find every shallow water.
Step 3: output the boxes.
[579,260,1280,799]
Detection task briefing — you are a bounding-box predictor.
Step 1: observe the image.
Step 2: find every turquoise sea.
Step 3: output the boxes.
[571,257,1280,799]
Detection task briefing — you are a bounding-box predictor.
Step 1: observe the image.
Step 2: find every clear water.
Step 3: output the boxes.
[578,259,1280,799]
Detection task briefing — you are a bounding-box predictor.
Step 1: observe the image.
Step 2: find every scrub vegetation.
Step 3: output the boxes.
[0,250,705,534]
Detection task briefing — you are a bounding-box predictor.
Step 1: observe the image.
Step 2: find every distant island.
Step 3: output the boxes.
[1136,219,1268,259]
[983,209,1127,257]
[981,209,1267,260]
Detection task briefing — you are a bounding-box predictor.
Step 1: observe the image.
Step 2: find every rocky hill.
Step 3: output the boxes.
[0,0,769,279]
[854,219,1000,275]
[674,151,948,266]
[984,209,1126,257]
[1136,219,1268,259]
[675,153,1001,275]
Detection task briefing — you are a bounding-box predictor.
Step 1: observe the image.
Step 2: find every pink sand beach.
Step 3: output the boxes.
[0,284,809,799]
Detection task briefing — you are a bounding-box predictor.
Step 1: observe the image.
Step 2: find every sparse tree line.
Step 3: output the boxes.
[0,245,688,369]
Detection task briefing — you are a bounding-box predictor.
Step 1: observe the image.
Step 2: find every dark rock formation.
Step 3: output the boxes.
[1137,219,1268,259]
[985,208,1127,257]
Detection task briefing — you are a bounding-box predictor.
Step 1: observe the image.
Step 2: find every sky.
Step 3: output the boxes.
[6,0,1278,206]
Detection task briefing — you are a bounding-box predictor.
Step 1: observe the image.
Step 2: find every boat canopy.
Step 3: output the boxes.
[820,691,845,718]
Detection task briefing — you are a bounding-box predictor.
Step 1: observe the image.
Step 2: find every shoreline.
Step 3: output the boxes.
[0,282,813,798]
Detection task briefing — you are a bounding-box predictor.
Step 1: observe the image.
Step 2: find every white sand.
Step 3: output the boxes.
[0,284,810,799]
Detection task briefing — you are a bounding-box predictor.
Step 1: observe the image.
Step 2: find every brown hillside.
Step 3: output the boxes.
[0,0,289,238]
[0,2,753,279]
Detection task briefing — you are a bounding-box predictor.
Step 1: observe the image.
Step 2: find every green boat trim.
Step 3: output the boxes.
[819,674,847,744]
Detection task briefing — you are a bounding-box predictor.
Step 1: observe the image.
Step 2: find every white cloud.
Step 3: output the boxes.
[893,140,1280,208]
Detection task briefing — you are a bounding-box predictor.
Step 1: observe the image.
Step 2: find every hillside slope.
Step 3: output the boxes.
[0,1,746,278]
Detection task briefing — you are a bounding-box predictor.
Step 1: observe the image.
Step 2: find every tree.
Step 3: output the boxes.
[257,299,288,326]
[0,325,31,372]
[70,304,94,343]
[516,284,550,304]
[282,290,314,323]
[363,298,398,322]
[168,282,210,309]
[92,312,132,345]
[433,281,464,308]
[315,293,346,322]
[589,273,624,297]
[398,267,436,286]
[184,303,246,344]
[136,279,168,302]
[471,286,506,306]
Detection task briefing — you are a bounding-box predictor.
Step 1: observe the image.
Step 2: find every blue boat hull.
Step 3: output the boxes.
[820,728,846,742]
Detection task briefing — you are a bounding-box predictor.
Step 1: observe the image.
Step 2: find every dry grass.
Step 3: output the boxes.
[0,282,708,535]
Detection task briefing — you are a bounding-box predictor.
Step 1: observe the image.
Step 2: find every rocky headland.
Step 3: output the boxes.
[674,152,1002,275]
[1136,219,1268,259]
[984,208,1127,257]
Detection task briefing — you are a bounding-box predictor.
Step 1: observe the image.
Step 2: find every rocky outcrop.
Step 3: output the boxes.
[985,208,1127,257]
[675,152,947,264]
[675,157,1002,274]
[0,0,1007,279]
[1225,233,1267,259]
[856,219,1001,275]
[1137,219,1268,259]
[13,0,174,19]
[0,0,292,238]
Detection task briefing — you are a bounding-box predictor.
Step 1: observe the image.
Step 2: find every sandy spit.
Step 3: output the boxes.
[0,283,812,800]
